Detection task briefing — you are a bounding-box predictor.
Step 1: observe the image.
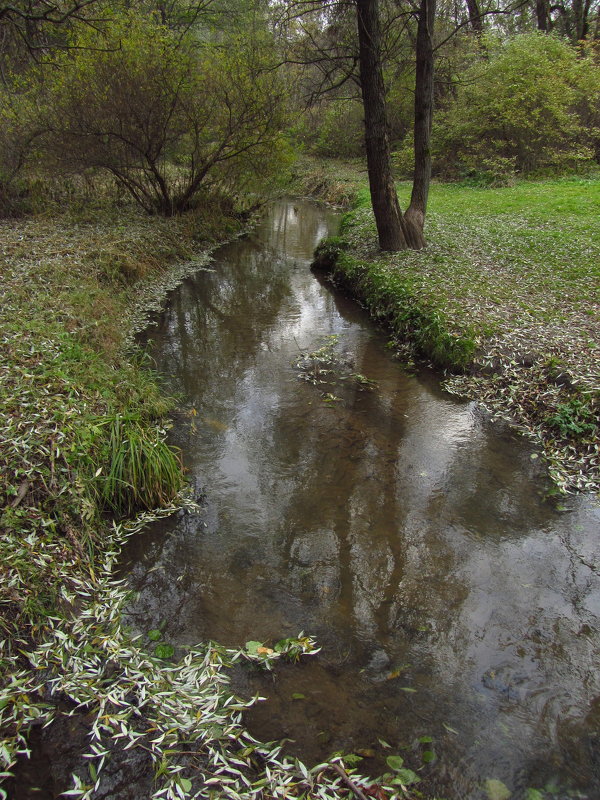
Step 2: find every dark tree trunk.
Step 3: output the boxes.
[404,0,435,250]
[535,0,550,31]
[465,0,484,33]
[355,0,409,251]
[573,0,592,39]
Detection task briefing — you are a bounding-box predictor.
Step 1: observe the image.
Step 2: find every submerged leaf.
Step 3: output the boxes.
[386,755,404,771]
[392,768,420,786]
[485,778,512,800]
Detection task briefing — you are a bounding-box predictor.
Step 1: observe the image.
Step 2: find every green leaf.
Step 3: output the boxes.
[386,755,405,771]
[291,692,306,700]
[147,629,162,641]
[443,722,459,734]
[524,791,544,800]
[391,769,421,786]
[418,735,433,743]
[154,643,174,659]
[485,778,511,800]
[422,750,436,763]
[344,754,363,766]
[400,686,417,693]
[245,640,263,655]
[180,778,192,793]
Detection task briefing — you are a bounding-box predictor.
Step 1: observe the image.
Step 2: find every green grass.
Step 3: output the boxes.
[428,176,600,218]
[0,197,245,648]
[325,172,599,493]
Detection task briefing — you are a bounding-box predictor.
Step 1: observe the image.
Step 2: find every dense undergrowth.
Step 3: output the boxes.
[309,169,599,494]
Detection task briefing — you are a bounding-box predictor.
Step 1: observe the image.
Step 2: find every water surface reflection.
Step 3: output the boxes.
[123,199,600,800]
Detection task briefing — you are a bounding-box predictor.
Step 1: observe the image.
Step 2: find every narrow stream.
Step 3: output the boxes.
[123,198,600,800]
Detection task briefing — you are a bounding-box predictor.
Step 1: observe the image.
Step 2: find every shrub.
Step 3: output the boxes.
[37,13,289,215]
[435,33,600,179]
[305,99,365,158]
[0,83,39,216]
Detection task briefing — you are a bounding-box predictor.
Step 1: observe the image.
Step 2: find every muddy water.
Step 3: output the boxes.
[123,198,600,800]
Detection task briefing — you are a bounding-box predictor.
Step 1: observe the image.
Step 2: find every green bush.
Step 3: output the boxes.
[36,12,288,215]
[435,33,600,179]
[391,139,415,179]
[0,84,39,216]
[310,99,365,158]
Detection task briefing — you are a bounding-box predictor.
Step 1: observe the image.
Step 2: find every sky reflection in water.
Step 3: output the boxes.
[124,199,600,800]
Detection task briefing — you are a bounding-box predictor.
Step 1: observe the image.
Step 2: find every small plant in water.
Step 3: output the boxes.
[243,634,320,669]
[294,336,378,395]
[294,335,342,385]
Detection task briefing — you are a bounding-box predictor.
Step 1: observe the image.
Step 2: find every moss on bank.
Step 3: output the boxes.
[313,176,599,494]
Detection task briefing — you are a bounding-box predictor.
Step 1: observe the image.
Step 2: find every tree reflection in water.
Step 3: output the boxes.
[125,198,600,800]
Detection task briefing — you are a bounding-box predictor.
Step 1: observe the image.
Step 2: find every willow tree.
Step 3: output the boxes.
[39,10,288,214]
[356,0,435,250]
[355,0,407,250]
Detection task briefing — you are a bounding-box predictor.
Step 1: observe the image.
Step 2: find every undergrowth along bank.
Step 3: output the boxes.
[313,176,599,494]
[0,196,244,653]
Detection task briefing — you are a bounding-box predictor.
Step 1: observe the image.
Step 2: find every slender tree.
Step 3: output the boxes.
[465,0,484,31]
[355,0,409,249]
[276,0,436,250]
[404,0,436,248]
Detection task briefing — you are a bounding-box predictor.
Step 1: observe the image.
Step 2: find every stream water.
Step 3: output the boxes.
[122,198,600,800]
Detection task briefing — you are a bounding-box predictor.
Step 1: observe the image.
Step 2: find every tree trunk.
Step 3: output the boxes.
[465,0,483,33]
[535,0,550,31]
[572,0,591,39]
[355,0,409,251]
[404,0,435,250]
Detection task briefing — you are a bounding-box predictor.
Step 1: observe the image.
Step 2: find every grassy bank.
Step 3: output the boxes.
[0,196,240,793]
[0,198,247,651]
[315,174,599,494]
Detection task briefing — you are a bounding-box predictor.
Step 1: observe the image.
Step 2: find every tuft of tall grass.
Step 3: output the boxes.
[86,414,184,518]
